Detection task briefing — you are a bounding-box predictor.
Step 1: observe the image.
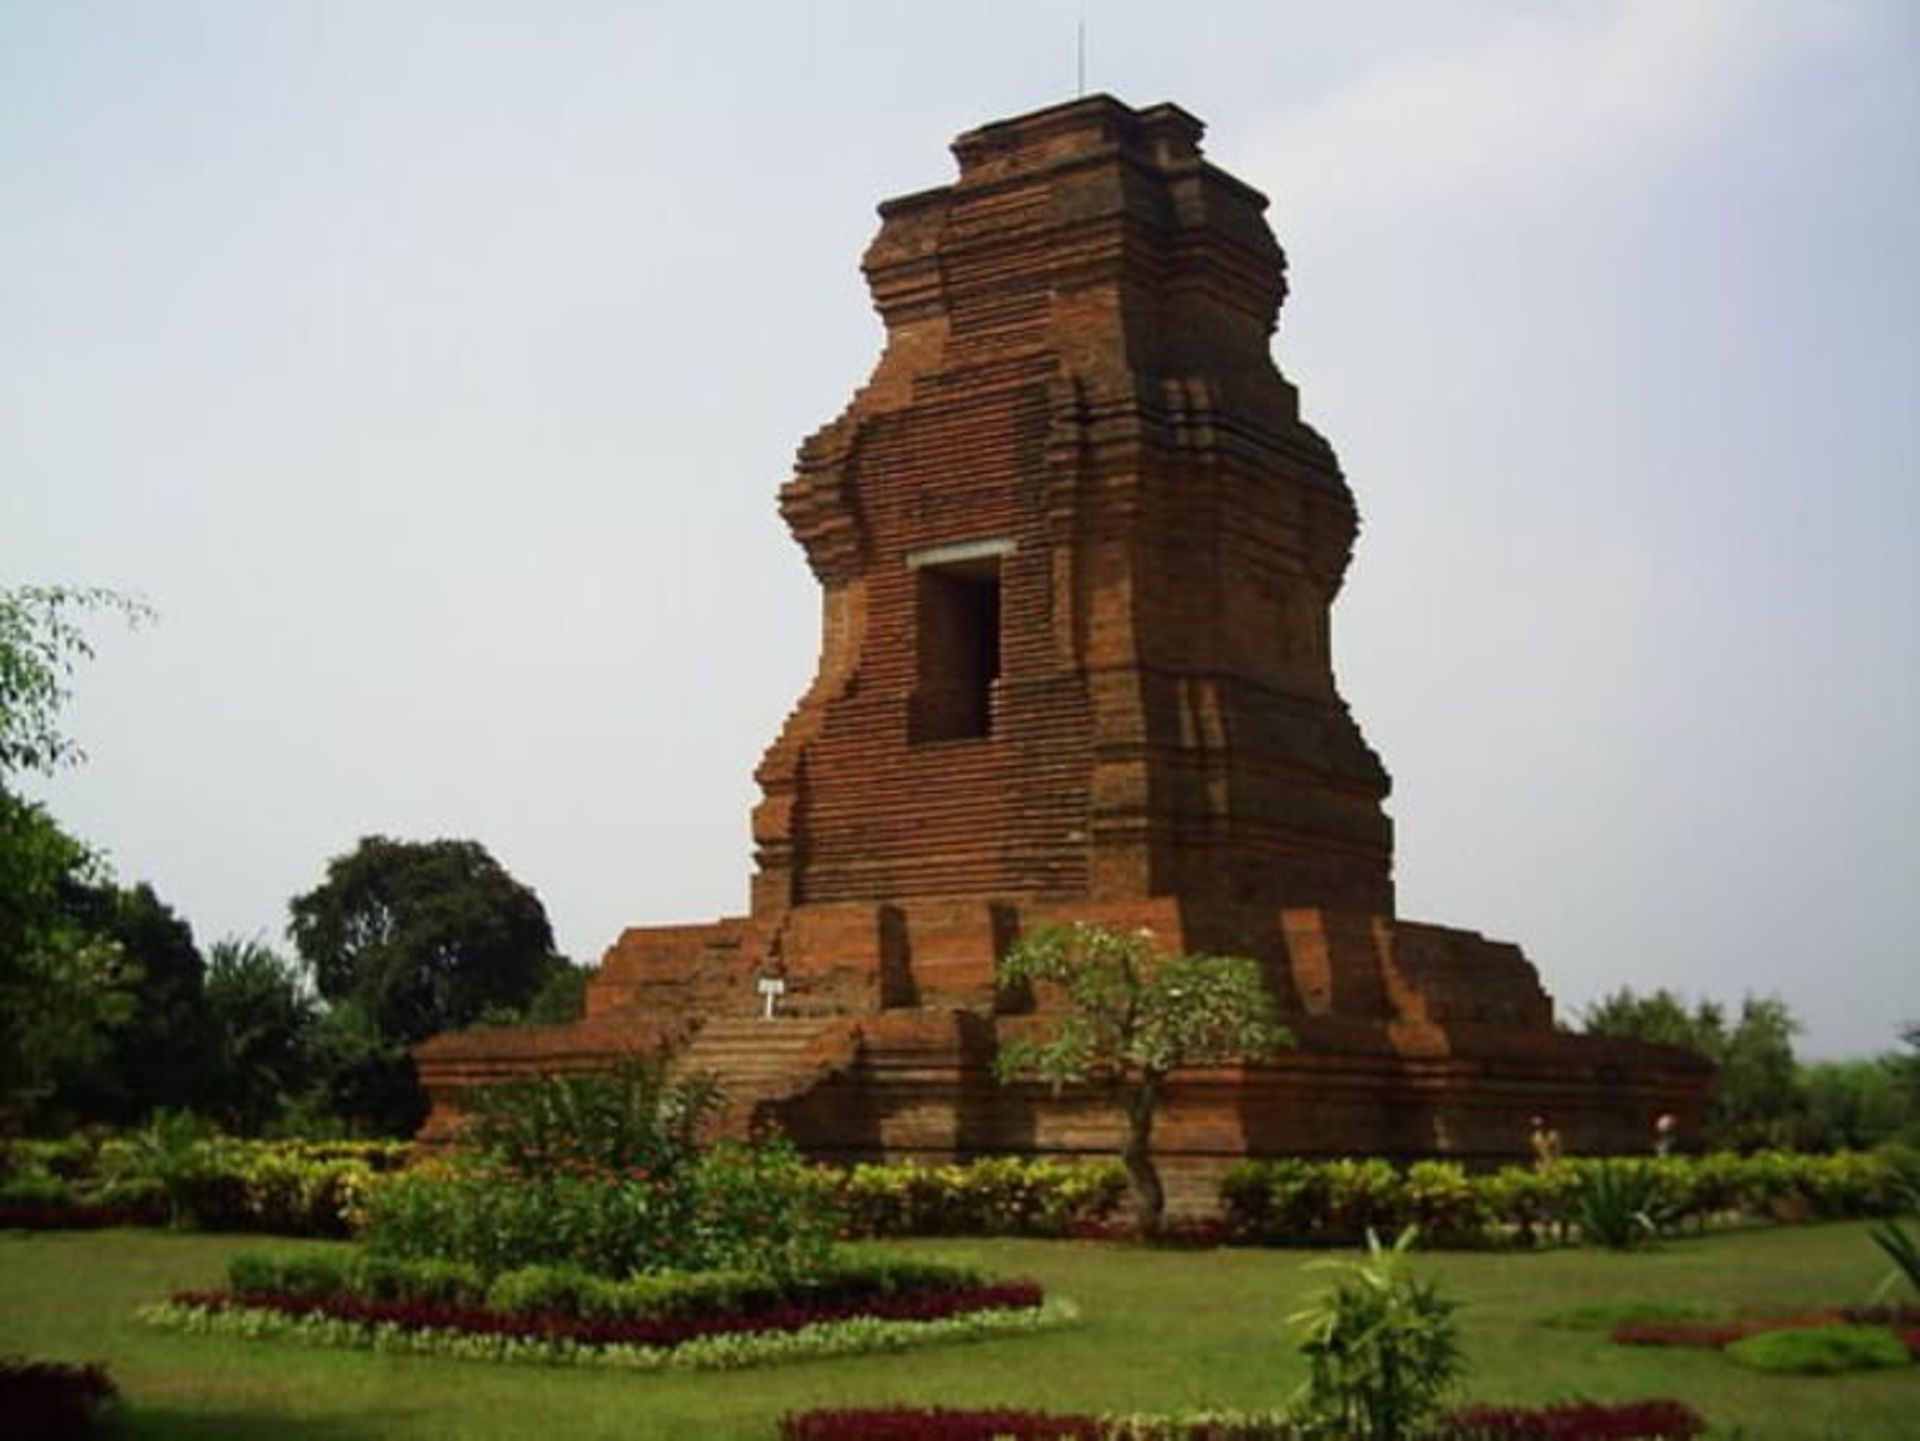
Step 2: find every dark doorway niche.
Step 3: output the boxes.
[910,553,1002,743]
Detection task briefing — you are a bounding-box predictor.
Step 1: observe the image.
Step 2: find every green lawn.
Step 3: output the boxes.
[3,1224,1915,1440]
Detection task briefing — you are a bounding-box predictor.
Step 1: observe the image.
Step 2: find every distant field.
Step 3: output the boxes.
[2,1223,1915,1440]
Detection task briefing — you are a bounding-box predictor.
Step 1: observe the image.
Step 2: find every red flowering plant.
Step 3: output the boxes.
[165,1279,1044,1349]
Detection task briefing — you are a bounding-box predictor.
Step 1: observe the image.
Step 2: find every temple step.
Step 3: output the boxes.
[672,1016,854,1132]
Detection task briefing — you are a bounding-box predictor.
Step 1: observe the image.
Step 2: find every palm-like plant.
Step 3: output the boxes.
[1288,1226,1465,1439]
[1869,1168,1920,1299]
[119,1108,221,1228]
[1573,1159,1672,1249]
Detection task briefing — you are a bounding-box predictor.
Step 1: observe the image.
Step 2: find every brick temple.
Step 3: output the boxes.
[417,96,1710,1193]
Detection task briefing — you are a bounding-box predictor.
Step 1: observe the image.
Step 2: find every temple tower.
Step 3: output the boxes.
[416,97,1711,1176]
[758,97,1390,930]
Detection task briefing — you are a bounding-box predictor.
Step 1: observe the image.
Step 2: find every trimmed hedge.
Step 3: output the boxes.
[4,1134,1902,1252]
[137,1292,1080,1372]
[166,1280,1046,1349]
[227,1247,990,1323]
[0,1137,407,1238]
[1221,1150,1901,1247]
[818,1156,1128,1238]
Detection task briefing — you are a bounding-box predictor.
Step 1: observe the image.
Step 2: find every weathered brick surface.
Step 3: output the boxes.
[414,96,1712,1171]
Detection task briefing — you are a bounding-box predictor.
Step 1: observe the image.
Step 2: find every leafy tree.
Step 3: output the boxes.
[1714,996,1802,1151]
[303,998,425,1137]
[1582,986,1803,1151]
[1793,1057,1915,1153]
[49,879,209,1125]
[0,793,138,1126]
[287,836,563,1135]
[201,937,318,1135]
[523,957,593,1025]
[0,585,150,777]
[993,922,1291,1234]
[0,585,149,1130]
[288,835,561,1044]
[1900,1025,1920,1112]
[1581,987,1723,1055]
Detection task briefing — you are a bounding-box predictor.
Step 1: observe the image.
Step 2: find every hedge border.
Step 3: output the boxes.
[134,1294,1081,1372]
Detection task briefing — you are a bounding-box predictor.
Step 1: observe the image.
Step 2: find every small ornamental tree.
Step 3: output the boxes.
[992,922,1291,1234]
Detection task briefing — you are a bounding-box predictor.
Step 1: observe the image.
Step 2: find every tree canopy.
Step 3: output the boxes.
[49,879,209,1125]
[1582,986,1802,1151]
[285,835,565,1135]
[202,937,317,1134]
[288,835,562,1045]
[994,922,1291,1233]
[0,585,150,779]
[0,586,149,1129]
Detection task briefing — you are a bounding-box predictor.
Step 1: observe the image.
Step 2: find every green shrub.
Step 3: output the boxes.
[1288,1228,1464,1438]
[824,1156,1124,1238]
[223,1248,990,1324]
[228,1248,350,1298]
[463,1055,720,1181]
[1725,1323,1910,1374]
[1224,1150,1904,1251]
[1800,1149,1892,1217]
[479,1255,994,1322]
[0,1169,73,1207]
[1321,1158,1404,1239]
[1222,1159,1333,1244]
[1571,1160,1667,1249]
[348,1253,487,1306]
[360,1137,835,1278]
[1403,1162,1487,1243]
[484,1265,607,1317]
[229,1248,491,1306]
[687,1139,837,1276]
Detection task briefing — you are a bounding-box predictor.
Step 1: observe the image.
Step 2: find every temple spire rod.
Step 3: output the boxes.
[1076,17,1086,97]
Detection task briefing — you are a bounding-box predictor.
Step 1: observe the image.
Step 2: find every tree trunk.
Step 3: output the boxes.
[1121,1077,1164,1236]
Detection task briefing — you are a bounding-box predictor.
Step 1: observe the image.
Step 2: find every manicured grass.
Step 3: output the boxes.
[3,1224,1917,1439]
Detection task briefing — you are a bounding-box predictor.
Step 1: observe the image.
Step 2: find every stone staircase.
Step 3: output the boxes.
[671,1016,856,1136]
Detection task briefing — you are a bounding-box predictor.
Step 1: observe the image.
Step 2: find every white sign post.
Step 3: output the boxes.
[756,976,787,1020]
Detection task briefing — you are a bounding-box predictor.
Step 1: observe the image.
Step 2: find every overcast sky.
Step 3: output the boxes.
[6,1,1914,1060]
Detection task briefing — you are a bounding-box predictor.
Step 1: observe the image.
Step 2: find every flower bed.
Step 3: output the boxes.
[137,1289,1079,1372]
[140,1243,1076,1370]
[160,1279,1046,1347]
[1449,1401,1707,1438]
[225,1245,996,1320]
[0,1357,118,1439]
[1611,1307,1920,1369]
[776,1401,1708,1439]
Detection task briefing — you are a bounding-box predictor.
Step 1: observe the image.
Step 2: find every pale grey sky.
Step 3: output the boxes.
[6,1,1915,1059]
